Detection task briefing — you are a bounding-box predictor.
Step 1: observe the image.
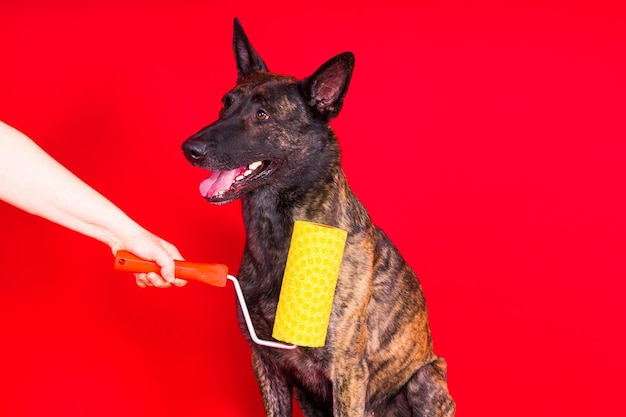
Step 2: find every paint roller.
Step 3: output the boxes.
[114,221,347,349]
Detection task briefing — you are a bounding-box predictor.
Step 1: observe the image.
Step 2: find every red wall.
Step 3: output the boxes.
[1,1,624,416]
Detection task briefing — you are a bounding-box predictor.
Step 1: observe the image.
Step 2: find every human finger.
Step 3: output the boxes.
[146,271,172,288]
[135,272,151,288]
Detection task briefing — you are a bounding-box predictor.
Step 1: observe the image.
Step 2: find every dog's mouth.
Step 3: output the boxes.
[199,160,277,204]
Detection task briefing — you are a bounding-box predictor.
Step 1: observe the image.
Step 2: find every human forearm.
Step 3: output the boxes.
[0,121,131,244]
[0,120,185,287]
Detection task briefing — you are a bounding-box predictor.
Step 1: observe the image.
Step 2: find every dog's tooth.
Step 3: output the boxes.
[244,169,253,176]
[235,175,245,181]
[248,161,262,170]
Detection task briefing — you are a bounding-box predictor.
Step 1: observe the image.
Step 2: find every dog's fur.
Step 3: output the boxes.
[182,19,455,417]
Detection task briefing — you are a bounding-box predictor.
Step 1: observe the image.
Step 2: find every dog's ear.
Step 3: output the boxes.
[300,52,355,119]
[233,18,268,82]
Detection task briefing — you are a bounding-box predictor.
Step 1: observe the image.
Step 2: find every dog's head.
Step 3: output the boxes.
[182,18,354,205]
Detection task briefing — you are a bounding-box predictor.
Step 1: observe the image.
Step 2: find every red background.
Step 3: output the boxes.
[1,1,625,416]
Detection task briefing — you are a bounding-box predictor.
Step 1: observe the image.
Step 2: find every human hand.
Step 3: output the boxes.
[110,230,188,288]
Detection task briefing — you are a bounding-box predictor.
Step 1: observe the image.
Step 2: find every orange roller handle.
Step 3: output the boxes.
[114,250,228,287]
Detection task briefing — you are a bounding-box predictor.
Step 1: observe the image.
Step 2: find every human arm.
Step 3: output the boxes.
[0,120,186,288]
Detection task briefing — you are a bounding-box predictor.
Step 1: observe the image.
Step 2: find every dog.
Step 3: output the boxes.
[182,18,455,417]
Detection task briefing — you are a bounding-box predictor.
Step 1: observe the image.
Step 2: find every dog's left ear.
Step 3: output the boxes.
[301,52,355,119]
[233,18,269,83]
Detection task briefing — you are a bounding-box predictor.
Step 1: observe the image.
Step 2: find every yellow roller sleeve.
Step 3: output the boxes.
[272,221,348,347]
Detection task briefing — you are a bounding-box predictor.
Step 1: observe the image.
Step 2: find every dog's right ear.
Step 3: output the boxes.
[233,18,268,83]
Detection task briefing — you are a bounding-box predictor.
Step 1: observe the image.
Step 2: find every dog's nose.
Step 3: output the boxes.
[182,139,207,162]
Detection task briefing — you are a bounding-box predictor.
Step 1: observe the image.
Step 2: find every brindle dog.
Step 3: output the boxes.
[182,18,455,417]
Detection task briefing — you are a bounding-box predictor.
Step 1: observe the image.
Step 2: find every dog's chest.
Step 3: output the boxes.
[264,346,333,401]
[239,250,335,399]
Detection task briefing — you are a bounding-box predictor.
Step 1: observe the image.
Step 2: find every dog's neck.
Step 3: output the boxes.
[240,164,370,268]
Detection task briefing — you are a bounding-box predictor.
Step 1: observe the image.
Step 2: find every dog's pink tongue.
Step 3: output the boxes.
[199,168,243,198]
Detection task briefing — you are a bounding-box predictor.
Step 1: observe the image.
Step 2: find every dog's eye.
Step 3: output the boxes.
[255,110,269,121]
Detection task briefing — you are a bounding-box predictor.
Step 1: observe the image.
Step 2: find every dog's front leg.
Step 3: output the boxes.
[332,359,369,416]
[252,350,293,417]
